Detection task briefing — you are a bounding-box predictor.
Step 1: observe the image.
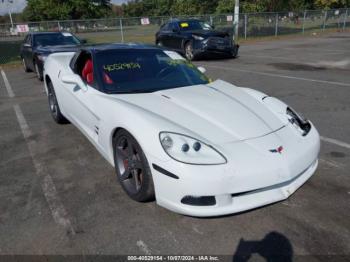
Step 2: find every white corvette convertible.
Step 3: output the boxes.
[43,44,320,217]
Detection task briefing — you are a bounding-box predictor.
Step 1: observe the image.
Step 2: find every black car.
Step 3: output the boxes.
[155,19,239,60]
[20,32,84,81]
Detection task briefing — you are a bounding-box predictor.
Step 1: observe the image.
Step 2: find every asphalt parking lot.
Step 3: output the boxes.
[0,32,349,260]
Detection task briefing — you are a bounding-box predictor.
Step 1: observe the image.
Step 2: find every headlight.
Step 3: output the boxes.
[192,35,204,41]
[37,55,48,62]
[159,132,226,165]
[286,107,311,136]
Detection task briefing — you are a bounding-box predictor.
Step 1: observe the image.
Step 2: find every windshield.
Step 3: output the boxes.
[178,20,212,31]
[96,49,210,94]
[33,33,81,47]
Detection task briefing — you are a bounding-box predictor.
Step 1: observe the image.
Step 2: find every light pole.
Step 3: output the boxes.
[233,0,239,40]
[3,0,14,29]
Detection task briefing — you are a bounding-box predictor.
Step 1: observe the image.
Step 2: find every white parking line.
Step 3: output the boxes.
[204,65,350,87]
[0,69,75,234]
[13,104,76,234]
[0,68,15,98]
[136,240,152,255]
[321,136,350,150]
[319,158,344,169]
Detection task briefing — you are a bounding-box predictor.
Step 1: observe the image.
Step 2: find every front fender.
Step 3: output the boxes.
[96,96,194,166]
[242,87,289,125]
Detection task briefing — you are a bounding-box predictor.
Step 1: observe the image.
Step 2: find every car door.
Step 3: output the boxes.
[157,23,171,47]
[168,22,183,51]
[59,54,101,143]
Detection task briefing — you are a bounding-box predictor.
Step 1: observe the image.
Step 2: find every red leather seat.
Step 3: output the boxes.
[82,59,93,84]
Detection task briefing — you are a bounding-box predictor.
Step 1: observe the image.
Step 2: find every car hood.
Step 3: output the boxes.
[36,44,80,54]
[115,80,284,144]
[188,29,229,38]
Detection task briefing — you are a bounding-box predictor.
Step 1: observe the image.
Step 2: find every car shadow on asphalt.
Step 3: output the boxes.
[232,231,293,262]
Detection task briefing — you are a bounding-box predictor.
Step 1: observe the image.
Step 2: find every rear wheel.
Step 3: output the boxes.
[113,129,155,202]
[22,58,31,72]
[34,61,43,81]
[184,41,195,61]
[47,81,69,124]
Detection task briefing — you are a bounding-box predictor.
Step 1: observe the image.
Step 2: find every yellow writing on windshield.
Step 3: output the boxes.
[180,22,189,28]
[103,63,141,72]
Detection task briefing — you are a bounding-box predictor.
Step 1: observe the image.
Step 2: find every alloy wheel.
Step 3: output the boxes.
[185,43,194,60]
[48,89,58,119]
[35,63,41,79]
[115,136,144,195]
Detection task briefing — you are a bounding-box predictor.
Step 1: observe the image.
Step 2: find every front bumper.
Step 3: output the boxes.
[193,38,239,57]
[149,123,320,217]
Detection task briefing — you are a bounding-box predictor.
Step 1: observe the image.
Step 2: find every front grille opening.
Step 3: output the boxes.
[181,196,216,206]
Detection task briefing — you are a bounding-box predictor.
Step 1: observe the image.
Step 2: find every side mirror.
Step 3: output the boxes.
[197,66,206,74]
[61,74,87,91]
[80,38,87,44]
[172,28,179,33]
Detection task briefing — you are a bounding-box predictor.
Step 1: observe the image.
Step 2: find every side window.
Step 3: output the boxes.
[74,51,96,88]
[170,22,179,32]
[163,23,170,32]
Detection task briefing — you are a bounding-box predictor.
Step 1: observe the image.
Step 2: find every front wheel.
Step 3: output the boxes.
[113,129,155,202]
[184,41,195,61]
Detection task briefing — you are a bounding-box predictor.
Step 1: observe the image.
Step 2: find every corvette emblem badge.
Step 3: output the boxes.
[270,146,284,154]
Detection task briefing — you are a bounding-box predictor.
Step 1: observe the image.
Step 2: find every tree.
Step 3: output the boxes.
[314,0,348,9]
[122,0,218,17]
[122,0,144,17]
[111,4,124,16]
[23,0,112,21]
[288,0,312,11]
[171,0,201,15]
[20,0,350,22]
[216,0,235,14]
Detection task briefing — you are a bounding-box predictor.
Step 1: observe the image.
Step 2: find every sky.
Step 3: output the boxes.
[0,0,129,15]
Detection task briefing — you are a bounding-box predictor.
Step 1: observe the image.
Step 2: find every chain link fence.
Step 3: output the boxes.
[0,8,349,64]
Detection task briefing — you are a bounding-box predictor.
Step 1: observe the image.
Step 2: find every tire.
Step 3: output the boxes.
[47,81,69,124]
[34,61,43,81]
[113,129,155,202]
[231,45,239,58]
[22,58,31,73]
[184,41,195,61]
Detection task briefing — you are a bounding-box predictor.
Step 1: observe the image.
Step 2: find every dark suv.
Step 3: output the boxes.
[155,19,239,60]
